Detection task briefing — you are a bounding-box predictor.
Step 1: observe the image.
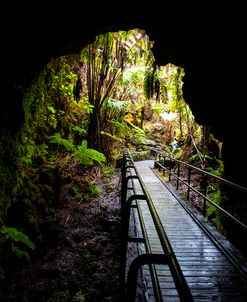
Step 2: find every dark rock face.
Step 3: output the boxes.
[0,1,246,185]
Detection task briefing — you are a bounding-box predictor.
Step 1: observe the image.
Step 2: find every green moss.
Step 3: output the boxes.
[0,131,19,223]
[206,189,224,232]
[47,290,71,302]
[89,186,101,197]
[70,185,83,202]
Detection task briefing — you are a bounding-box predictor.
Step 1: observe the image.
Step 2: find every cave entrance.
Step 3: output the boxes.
[22,27,222,167]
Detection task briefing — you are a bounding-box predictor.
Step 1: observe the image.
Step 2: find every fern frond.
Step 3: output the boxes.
[11,243,31,262]
[49,133,76,152]
[0,226,36,250]
[73,140,106,165]
[73,126,87,135]
[101,131,123,142]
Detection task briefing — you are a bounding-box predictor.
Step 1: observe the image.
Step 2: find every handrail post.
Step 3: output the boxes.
[187,167,191,200]
[121,155,127,208]
[169,155,172,181]
[176,162,180,190]
[202,174,208,216]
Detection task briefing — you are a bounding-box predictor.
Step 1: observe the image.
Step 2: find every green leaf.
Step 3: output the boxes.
[73,126,87,135]
[100,131,123,142]
[73,140,106,165]
[47,105,56,114]
[0,226,36,250]
[11,244,31,262]
[49,133,76,152]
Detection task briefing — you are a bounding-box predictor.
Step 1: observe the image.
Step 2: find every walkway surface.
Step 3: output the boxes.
[128,160,247,302]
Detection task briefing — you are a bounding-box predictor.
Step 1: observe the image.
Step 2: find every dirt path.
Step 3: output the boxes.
[4,167,122,302]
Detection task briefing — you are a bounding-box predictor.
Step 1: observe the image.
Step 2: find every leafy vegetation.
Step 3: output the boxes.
[49,133,106,165]
[206,188,224,232]
[0,226,36,262]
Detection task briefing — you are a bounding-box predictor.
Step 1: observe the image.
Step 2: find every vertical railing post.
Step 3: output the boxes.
[169,155,172,181]
[163,155,166,176]
[176,162,180,190]
[187,167,191,200]
[121,154,127,209]
[202,174,208,216]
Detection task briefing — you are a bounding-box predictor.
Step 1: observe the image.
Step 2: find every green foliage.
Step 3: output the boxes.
[0,226,36,261]
[144,68,155,100]
[111,120,128,138]
[74,141,106,165]
[129,123,147,145]
[189,153,224,178]
[206,189,224,232]
[84,103,94,114]
[47,290,71,302]
[80,28,154,153]
[205,166,222,177]
[49,133,76,152]
[47,105,65,129]
[47,290,85,302]
[100,131,123,142]
[0,131,19,223]
[153,102,165,115]
[188,154,212,164]
[89,185,101,197]
[70,185,83,202]
[73,126,87,136]
[0,226,35,250]
[101,164,117,176]
[131,150,151,161]
[103,98,125,113]
[72,291,85,302]
[49,134,106,166]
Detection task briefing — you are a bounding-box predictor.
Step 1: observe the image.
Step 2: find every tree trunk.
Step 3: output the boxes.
[87,109,101,150]
[140,106,145,129]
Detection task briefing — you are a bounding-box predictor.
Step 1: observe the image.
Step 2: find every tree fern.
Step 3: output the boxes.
[144,69,154,100]
[144,67,159,100]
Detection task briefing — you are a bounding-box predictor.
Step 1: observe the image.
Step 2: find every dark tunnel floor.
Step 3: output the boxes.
[2,171,122,302]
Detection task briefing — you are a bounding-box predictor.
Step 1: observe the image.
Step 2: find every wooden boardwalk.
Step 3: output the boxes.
[127,160,247,302]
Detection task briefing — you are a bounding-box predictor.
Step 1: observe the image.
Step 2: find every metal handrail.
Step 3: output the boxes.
[120,150,194,302]
[119,153,163,301]
[125,158,163,302]
[150,148,247,233]
[151,147,247,193]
